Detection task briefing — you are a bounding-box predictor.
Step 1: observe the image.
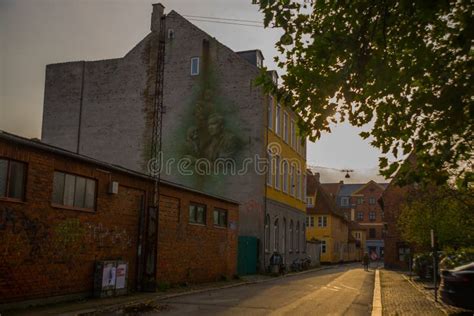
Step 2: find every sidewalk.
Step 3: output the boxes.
[3,265,330,316]
[380,270,445,316]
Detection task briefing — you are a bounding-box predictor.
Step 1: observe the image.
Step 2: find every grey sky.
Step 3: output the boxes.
[0,0,386,182]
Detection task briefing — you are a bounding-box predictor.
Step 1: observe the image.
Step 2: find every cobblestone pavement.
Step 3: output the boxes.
[381,270,445,316]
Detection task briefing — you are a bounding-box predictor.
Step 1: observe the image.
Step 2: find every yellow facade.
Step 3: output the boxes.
[351,229,367,261]
[306,214,352,263]
[265,96,306,212]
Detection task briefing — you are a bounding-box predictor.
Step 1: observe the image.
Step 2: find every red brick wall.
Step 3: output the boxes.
[0,138,238,304]
[381,183,413,269]
[157,186,238,284]
[350,182,385,240]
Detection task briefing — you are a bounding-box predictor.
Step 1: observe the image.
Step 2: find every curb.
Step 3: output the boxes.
[72,265,335,315]
[401,274,450,315]
[371,269,382,316]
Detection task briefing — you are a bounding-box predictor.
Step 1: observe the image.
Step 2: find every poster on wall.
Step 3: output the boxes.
[102,263,116,287]
[115,263,127,289]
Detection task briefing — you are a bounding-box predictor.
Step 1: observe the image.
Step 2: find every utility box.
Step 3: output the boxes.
[94,260,128,298]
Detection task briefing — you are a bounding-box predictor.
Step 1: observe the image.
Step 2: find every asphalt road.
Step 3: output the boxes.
[156,263,375,315]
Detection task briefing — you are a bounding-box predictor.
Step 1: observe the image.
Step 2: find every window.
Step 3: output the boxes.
[290,120,296,148]
[341,197,349,206]
[369,197,376,205]
[282,161,288,193]
[310,216,314,227]
[290,165,296,196]
[274,219,279,251]
[265,215,270,252]
[268,97,273,130]
[289,220,293,252]
[213,208,227,227]
[0,159,26,201]
[320,240,327,254]
[306,197,314,207]
[275,105,281,135]
[355,232,361,240]
[369,228,376,238]
[318,216,327,227]
[256,52,263,68]
[398,245,410,262]
[190,57,199,75]
[369,211,376,221]
[266,152,273,186]
[189,203,206,224]
[296,169,301,199]
[275,156,281,189]
[357,197,364,205]
[52,171,96,210]
[167,28,175,39]
[357,211,364,221]
[283,112,289,142]
[296,221,300,252]
[306,216,309,227]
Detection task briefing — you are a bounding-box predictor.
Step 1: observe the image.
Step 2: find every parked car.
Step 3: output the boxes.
[440,262,474,310]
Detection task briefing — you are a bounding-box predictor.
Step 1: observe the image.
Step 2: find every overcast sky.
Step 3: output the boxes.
[0,0,387,183]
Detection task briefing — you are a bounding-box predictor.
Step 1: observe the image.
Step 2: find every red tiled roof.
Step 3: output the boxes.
[320,182,342,200]
[307,182,346,220]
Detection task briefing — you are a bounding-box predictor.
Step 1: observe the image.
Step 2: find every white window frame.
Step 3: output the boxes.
[290,120,296,148]
[190,57,199,76]
[341,196,349,207]
[321,240,327,254]
[282,161,288,193]
[283,112,289,142]
[275,156,281,189]
[318,216,327,227]
[275,105,281,136]
[306,197,314,207]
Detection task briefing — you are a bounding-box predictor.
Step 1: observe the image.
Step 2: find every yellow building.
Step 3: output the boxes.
[264,70,307,265]
[349,221,367,261]
[305,172,357,263]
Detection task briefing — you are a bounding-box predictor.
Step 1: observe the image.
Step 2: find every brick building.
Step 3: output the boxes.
[322,180,388,258]
[0,130,238,307]
[41,4,307,272]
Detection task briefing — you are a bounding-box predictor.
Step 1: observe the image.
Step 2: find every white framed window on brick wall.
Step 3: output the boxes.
[52,171,96,211]
[190,57,199,75]
[213,208,227,227]
[189,203,206,224]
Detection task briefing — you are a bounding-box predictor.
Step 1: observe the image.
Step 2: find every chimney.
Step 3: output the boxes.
[314,172,320,183]
[151,3,165,32]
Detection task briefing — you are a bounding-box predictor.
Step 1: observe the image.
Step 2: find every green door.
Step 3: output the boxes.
[237,236,258,275]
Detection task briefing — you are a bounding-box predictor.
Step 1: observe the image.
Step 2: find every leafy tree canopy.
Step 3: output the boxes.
[398,185,474,249]
[256,0,473,185]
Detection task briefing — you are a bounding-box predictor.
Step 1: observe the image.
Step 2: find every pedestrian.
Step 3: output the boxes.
[363,252,370,271]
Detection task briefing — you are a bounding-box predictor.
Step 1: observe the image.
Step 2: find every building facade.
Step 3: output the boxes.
[305,172,357,263]
[0,131,238,307]
[40,4,307,272]
[323,180,388,258]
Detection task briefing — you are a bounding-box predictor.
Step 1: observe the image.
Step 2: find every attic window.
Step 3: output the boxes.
[168,29,175,39]
[256,53,263,68]
[190,57,199,76]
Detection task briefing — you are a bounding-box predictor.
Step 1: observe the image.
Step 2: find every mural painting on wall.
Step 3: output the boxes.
[167,54,245,194]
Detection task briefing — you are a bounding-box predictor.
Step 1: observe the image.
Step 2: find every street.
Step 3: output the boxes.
[156,263,375,315]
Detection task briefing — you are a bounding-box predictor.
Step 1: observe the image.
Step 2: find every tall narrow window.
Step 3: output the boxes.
[266,152,273,186]
[0,159,26,200]
[275,156,281,189]
[268,97,274,130]
[283,112,289,142]
[290,120,296,148]
[282,161,288,193]
[52,171,96,210]
[190,57,199,75]
[290,165,296,196]
[213,208,228,227]
[321,240,327,254]
[296,169,301,199]
[275,104,281,135]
